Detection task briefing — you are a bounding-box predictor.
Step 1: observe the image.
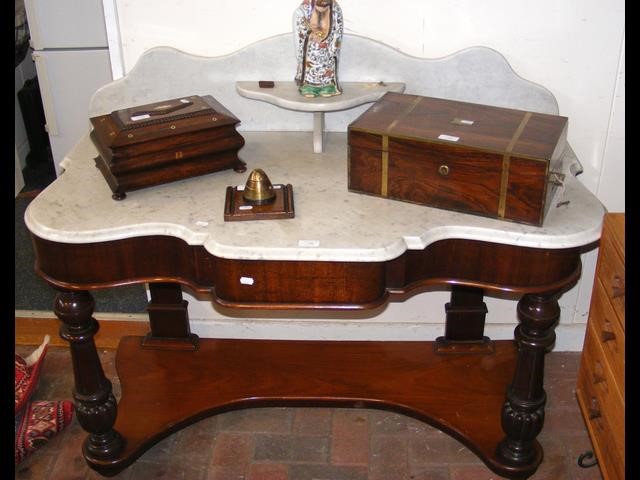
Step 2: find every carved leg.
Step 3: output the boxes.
[142,282,199,350]
[497,293,560,468]
[435,286,493,353]
[55,290,125,462]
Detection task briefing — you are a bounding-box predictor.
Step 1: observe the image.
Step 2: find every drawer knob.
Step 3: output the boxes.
[611,275,625,298]
[593,361,606,385]
[438,165,450,176]
[588,397,601,419]
[601,320,616,342]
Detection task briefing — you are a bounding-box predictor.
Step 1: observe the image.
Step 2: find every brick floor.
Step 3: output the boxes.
[14,346,607,480]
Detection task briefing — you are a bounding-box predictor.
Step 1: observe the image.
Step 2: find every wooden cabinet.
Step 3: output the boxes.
[576,213,625,480]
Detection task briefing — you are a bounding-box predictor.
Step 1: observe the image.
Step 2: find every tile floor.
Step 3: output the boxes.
[14,345,606,480]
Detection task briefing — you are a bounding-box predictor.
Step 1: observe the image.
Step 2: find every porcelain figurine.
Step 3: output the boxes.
[293,0,343,98]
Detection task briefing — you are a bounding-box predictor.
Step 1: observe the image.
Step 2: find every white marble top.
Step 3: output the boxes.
[235,81,405,112]
[25,132,604,262]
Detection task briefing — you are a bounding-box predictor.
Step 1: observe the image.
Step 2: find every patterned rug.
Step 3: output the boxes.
[15,336,74,464]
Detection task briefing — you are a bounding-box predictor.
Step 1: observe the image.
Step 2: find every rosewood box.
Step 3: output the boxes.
[90,95,246,199]
[348,92,568,226]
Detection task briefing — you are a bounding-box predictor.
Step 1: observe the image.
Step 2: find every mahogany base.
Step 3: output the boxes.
[88,336,540,478]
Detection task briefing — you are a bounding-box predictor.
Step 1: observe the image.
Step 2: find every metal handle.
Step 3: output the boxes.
[578,451,598,468]
[548,172,565,187]
[438,165,450,176]
[588,397,601,419]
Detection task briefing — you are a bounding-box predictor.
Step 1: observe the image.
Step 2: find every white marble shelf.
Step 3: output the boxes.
[236,81,405,153]
[26,132,605,263]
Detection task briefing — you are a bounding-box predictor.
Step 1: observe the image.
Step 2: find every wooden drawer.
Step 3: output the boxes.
[578,324,625,452]
[596,232,625,329]
[212,258,387,308]
[575,379,625,480]
[577,332,625,480]
[576,212,624,480]
[588,279,625,393]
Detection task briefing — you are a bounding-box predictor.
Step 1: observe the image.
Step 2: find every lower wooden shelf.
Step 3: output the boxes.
[89,336,538,478]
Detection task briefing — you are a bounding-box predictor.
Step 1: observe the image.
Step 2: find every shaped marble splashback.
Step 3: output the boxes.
[90,33,559,133]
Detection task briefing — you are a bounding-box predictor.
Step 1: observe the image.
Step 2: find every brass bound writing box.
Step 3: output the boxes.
[348,93,568,226]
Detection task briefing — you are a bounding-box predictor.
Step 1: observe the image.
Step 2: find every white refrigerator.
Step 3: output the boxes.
[25,0,113,176]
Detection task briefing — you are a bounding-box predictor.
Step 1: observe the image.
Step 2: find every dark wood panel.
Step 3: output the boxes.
[31,234,582,306]
[399,240,581,295]
[347,130,384,151]
[90,336,537,479]
[101,126,244,174]
[212,257,387,308]
[31,235,212,291]
[517,113,567,160]
[349,93,566,159]
[95,149,243,194]
[504,156,548,225]
[90,95,240,151]
[387,138,503,215]
[347,146,382,195]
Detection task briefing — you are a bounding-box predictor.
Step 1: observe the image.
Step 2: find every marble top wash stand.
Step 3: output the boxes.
[25,34,605,478]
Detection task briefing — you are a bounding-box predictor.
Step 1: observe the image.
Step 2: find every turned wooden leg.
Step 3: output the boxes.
[55,290,125,462]
[497,293,560,469]
[141,282,199,350]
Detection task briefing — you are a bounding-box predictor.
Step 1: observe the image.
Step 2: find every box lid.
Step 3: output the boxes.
[349,92,568,161]
[90,95,240,150]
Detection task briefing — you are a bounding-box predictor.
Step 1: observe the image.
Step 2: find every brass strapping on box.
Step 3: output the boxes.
[381,136,389,196]
[387,96,423,134]
[498,112,532,217]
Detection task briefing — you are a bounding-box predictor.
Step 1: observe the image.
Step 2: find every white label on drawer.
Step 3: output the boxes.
[237,185,245,191]
[438,134,460,142]
[298,239,320,247]
[240,276,254,285]
[273,185,282,189]
[239,205,253,211]
[451,118,475,126]
[130,114,150,121]
[180,98,190,103]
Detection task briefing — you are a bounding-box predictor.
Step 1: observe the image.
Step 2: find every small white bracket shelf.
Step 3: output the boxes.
[236,81,405,153]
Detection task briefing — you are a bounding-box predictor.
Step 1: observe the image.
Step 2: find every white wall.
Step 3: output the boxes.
[108,0,624,350]
[113,0,625,210]
[596,34,625,211]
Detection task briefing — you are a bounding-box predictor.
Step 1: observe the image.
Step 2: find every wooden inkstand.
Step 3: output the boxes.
[224,168,295,221]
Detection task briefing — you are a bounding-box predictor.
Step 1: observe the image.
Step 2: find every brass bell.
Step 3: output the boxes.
[242,168,276,205]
